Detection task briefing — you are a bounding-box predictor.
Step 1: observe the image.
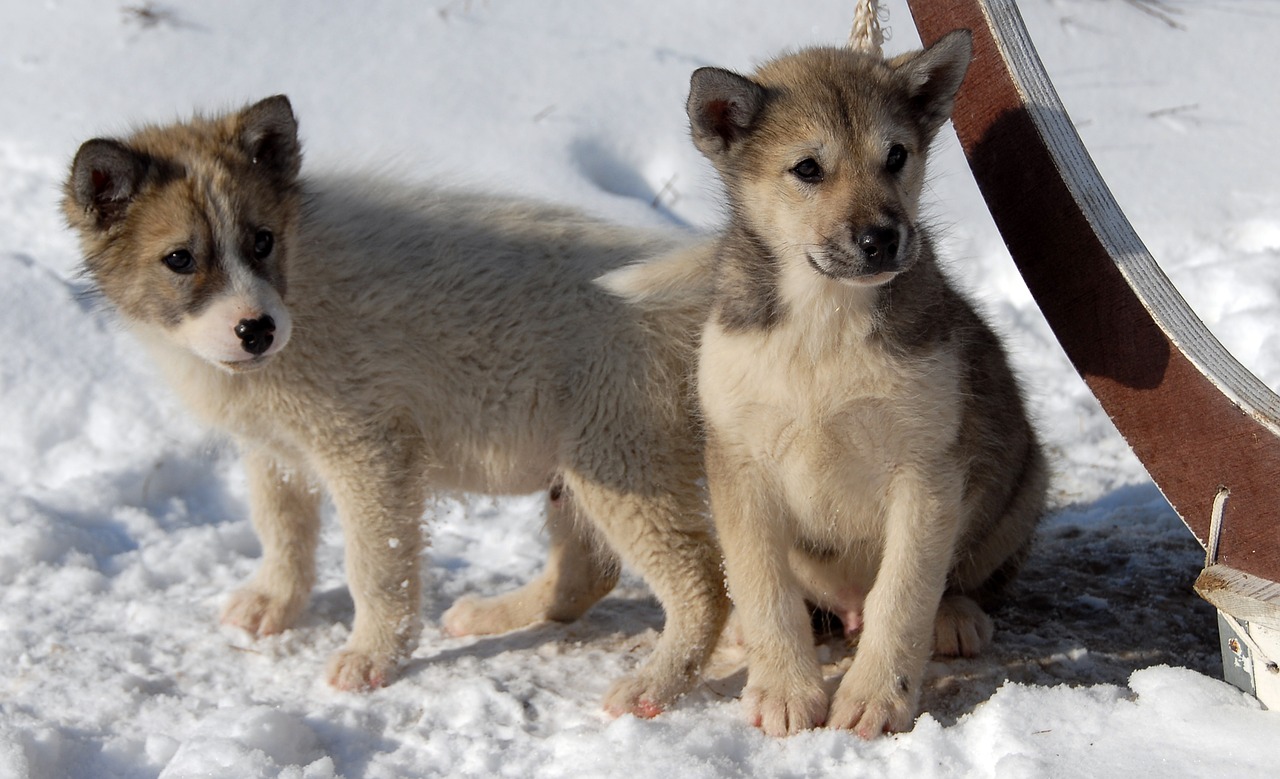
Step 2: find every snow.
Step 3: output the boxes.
[2,0,1279,776]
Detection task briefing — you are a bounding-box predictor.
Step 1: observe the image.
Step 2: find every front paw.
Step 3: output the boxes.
[221,587,305,636]
[827,664,916,739]
[742,679,827,737]
[326,648,400,691]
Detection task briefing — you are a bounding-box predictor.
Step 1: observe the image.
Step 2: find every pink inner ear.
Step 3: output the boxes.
[707,99,738,138]
[91,169,113,198]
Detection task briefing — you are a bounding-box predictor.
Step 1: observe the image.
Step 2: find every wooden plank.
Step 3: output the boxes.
[1196,564,1280,630]
[906,0,1280,584]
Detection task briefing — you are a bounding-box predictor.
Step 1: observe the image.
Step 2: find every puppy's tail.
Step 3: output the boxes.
[595,239,717,309]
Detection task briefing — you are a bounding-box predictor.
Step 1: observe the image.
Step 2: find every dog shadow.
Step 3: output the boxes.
[308,482,1219,729]
[919,482,1218,725]
[309,580,669,674]
[409,589,670,675]
[693,484,1221,725]
[570,137,691,229]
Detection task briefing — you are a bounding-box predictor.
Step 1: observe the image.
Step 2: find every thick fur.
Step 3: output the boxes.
[675,32,1047,737]
[62,96,728,717]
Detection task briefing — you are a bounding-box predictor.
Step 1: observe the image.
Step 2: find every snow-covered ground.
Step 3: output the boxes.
[2,0,1279,776]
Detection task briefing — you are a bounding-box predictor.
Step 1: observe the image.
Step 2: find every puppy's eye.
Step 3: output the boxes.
[792,158,824,183]
[162,249,196,274]
[252,229,274,260]
[886,144,908,174]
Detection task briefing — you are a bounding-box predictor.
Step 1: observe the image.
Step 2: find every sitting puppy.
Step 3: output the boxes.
[684,31,1047,737]
[62,96,727,717]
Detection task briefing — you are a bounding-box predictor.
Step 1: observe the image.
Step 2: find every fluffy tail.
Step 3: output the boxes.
[595,239,718,309]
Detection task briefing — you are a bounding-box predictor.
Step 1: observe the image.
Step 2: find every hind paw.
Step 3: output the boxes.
[933,595,993,657]
[221,587,304,636]
[442,593,532,637]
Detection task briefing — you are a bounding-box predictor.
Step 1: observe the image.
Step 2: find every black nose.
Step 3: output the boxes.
[857,226,900,272]
[235,315,276,355]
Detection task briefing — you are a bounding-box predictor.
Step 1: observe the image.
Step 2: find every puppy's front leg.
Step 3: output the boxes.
[709,443,826,736]
[318,439,426,691]
[828,467,963,738]
[222,447,321,636]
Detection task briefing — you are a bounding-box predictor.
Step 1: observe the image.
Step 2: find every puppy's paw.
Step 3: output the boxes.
[827,667,915,739]
[326,648,399,692]
[933,595,993,658]
[221,587,303,636]
[601,666,694,720]
[441,593,528,637]
[743,681,827,736]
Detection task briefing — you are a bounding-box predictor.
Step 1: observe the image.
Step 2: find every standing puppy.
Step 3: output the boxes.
[688,32,1047,737]
[62,96,727,717]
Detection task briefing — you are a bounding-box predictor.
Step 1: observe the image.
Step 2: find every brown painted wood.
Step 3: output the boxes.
[907,0,1280,583]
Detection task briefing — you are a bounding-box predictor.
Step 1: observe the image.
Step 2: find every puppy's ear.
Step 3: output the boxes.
[68,138,147,228]
[239,94,301,183]
[890,29,972,137]
[687,67,766,158]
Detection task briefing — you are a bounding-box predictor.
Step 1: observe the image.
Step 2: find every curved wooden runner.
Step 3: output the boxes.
[905,0,1280,588]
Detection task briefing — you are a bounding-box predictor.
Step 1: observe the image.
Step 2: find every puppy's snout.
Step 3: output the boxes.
[235,315,276,355]
[857,227,900,271]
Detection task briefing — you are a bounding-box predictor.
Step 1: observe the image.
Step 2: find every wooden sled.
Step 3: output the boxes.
[906,0,1280,706]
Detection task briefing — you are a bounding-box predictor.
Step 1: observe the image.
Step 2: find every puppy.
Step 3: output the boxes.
[685,32,1047,736]
[61,96,728,717]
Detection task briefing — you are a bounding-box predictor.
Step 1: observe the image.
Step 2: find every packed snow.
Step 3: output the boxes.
[2,0,1279,776]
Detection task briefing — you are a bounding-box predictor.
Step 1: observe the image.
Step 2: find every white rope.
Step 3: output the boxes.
[1205,485,1230,567]
[849,0,884,55]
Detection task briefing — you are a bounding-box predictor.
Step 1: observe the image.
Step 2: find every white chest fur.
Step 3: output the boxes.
[699,281,963,535]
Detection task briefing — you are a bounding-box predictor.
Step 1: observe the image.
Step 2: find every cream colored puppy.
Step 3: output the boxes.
[62,96,727,718]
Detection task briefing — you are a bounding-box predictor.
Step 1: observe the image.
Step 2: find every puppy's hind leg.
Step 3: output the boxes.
[442,477,620,636]
[939,438,1048,658]
[222,448,321,636]
[565,471,729,719]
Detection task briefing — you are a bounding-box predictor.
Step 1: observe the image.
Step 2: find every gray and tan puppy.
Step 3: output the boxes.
[686,31,1046,737]
[62,96,727,718]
